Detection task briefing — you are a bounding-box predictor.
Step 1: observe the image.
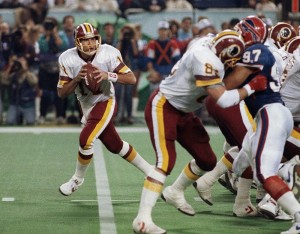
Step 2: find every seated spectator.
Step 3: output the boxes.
[98,0,119,11]
[140,0,166,12]
[0,56,38,125]
[68,0,119,11]
[246,0,257,9]
[256,0,278,11]
[0,0,24,8]
[166,0,192,10]
[16,0,48,25]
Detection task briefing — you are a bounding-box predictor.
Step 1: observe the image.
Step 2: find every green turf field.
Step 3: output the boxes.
[0,126,293,234]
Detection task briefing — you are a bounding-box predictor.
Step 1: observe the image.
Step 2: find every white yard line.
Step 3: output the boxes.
[0,126,220,134]
[94,141,117,234]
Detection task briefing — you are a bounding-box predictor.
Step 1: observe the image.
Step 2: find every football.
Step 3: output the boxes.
[83,63,101,94]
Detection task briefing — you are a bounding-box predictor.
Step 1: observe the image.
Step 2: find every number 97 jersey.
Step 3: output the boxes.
[237,43,283,117]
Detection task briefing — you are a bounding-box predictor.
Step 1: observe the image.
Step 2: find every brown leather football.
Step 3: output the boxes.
[83,63,101,94]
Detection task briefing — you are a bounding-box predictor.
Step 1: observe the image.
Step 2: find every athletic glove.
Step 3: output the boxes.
[243,74,267,96]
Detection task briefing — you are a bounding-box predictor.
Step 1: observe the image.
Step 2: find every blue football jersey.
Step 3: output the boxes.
[237,43,283,117]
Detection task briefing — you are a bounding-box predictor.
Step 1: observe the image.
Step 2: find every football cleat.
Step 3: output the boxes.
[193,181,213,206]
[233,201,258,217]
[161,186,195,216]
[281,222,300,234]
[279,163,300,201]
[132,218,166,234]
[218,171,238,195]
[59,175,84,196]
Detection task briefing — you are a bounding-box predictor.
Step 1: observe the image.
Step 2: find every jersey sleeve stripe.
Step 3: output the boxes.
[195,78,222,87]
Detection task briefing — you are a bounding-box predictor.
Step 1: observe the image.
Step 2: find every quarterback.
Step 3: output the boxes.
[57,23,152,196]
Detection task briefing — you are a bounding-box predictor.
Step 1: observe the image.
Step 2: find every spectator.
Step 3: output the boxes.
[145,20,181,92]
[118,0,143,18]
[177,16,193,41]
[168,19,180,39]
[169,19,189,54]
[0,0,24,8]
[140,0,166,12]
[166,0,193,10]
[196,18,216,37]
[0,21,10,64]
[115,24,139,124]
[38,17,69,124]
[246,0,257,9]
[221,21,230,30]
[101,22,118,47]
[256,0,278,11]
[60,15,75,48]
[68,0,119,11]
[229,18,240,29]
[97,0,119,11]
[133,23,148,116]
[1,56,38,125]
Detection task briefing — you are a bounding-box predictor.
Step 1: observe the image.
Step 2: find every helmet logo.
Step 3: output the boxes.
[279,28,291,40]
[241,20,260,42]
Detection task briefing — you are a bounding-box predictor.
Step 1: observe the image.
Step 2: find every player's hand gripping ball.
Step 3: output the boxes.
[83,63,101,94]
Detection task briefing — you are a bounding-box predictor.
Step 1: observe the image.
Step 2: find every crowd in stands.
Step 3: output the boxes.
[0,0,294,126]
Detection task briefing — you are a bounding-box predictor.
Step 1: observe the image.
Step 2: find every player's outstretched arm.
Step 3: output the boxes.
[207,75,267,108]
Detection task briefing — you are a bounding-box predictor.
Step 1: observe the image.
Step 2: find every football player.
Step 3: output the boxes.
[132,30,267,234]
[225,16,300,234]
[194,21,300,220]
[57,23,153,196]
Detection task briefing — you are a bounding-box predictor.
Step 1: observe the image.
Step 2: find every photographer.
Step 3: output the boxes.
[0,56,38,125]
[38,17,68,124]
[115,24,140,124]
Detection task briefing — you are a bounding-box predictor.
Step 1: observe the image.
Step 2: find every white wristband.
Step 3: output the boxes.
[243,84,254,96]
[108,72,118,82]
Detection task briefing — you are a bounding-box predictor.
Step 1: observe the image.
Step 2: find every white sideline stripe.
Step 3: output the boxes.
[72,199,140,203]
[94,141,117,234]
[0,126,220,134]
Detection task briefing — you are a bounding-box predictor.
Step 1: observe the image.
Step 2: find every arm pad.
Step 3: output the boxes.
[216,89,240,108]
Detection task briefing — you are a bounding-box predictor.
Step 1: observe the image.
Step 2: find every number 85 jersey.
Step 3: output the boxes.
[159,42,225,113]
[237,43,283,117]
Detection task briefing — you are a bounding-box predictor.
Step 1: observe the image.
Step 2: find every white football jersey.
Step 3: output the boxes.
[281,47,300,122]
[58,44,129,108]
[159,38,224,113]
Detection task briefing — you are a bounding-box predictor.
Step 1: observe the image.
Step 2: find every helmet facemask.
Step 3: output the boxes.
[74,23,101,56]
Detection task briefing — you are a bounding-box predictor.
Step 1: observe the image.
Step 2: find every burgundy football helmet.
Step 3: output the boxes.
[284,36,300,54]
[269,22,296,49]
[74,23,101,56]
[234,15,267,46]
[210,30,245,68]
